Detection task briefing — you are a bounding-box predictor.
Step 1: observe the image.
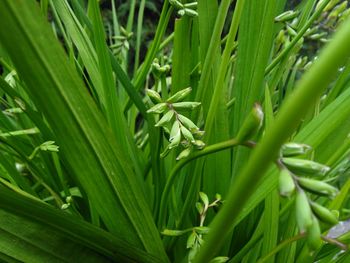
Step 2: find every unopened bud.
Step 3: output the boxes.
[172,101,201,110]
[310,201,338,225]
[275,10,299,23]
[281,143,312,157]
[147,102,168,114]
[297,177,338,196]
[296,190,313,233]
[167,87,192,103]
[155,110,174,127]
[306,216,322,251]
[282,158,330,176]
[176,147,192,160]
[236,103,264,142]
[178,114,199,132]
[279,168,296,197]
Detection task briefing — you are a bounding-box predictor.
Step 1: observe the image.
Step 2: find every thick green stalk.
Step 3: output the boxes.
[194,17,350,263]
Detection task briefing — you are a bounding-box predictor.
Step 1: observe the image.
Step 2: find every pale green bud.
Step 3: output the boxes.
[306,216,322,251]
[279,168,296,197]
[147,102,168,114]
[328,2,348,19]
[155,110,174,127]
[184,8,198,17]
[169,0,184,9]
[316,0,340,12]
[40,141,59,152]
[296,190,313,233]
[309,32,327,40]
[172,101,201,110]
[61,203,70,210]
[167,87,192,103]
[184,2,197,8]
[236,103,264,142]
[192,140,205,149]
[176,147,191,160]
[310,201,338,225]
[297,177,338,196]
[177,114,199,132]
[181,126,195,143]
[169,122,181,149]
[281,143,312,157]
[286,25,297,37]
[282,158,330,176]
[275,10,299,23]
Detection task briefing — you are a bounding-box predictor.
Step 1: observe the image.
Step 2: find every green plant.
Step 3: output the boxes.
[1,0,350,262]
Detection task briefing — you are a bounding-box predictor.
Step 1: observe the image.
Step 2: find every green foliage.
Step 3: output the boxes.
[0,0,350,262]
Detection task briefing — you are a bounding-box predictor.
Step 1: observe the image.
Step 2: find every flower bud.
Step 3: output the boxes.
[296,190,313,233]
[181,126,195,143]
[236,103,264,142]
[172,101,201,110]
[147,102,167,114]
[307,216,322,251]
[176,147,192,160]
[177,114,199,132]
[279,168,296,197]
[286,25,297,37]
[281,143,312,157]
[167,87,192,103]
[282,158,330,176]
[297,177,338,196]
[310,201,338,225]
[155,110,174,127]
[192,140,205,149]
[146,89,162,104]
[275,10,299,23]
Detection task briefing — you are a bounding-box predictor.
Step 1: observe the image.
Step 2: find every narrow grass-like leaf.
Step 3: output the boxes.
[0,1,167,260]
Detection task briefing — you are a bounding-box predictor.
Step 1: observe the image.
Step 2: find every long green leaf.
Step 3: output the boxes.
[0,1,168,261]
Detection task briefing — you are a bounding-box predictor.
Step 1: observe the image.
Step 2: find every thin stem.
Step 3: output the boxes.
[257,234,305,263]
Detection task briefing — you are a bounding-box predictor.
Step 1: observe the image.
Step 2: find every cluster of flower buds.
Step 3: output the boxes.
[146,87,205,160]
[169,0,198,17]
[277,142,339,250]
[151,58,171,79]
[110,26,133,55]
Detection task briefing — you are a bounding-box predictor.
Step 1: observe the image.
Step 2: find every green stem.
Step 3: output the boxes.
[265,0,331,75]
[193,16,350,263]
[158,138,252,227]
[257,234,305,263]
